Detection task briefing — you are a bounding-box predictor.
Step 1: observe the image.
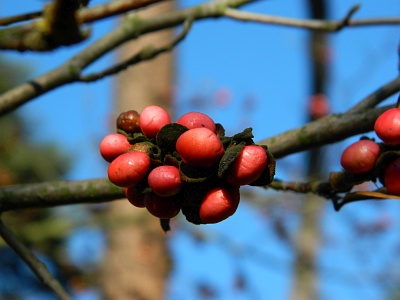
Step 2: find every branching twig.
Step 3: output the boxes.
[79,16,193,82]
[0,0,253,116]
[0,217,72,300]
[224,4,400,31]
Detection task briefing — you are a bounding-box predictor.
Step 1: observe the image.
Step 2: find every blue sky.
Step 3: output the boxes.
[1,1,400,299]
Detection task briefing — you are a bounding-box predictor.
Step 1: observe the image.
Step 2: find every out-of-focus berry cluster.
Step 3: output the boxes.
[339,104,400,195]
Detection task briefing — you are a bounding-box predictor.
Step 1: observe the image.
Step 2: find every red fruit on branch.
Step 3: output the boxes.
[117,110,141,133]
[384,157,400,195]
[148,165,183,197]
[145,192,181,219]
[176,127,224,168]
[226,145,268,186]
[139,105,171,138]
[374,108,400,145]
[340,140,380,174]
[107,151,150,187]
[176,111,216,133]
[199,186,240,224]
[99,133,132,162]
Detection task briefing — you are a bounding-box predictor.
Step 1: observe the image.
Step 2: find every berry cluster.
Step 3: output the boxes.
[100,106,275,228]
[339,105,400,195]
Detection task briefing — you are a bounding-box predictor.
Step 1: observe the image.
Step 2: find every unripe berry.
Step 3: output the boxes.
[117,110,141,133]
[139,105,171,138]
[176,111,216,133]
[199,186,240,224]
[226,145,268,186]
[340,140,380,174]
[374,108,400,145]
[107,152,150,187]
[176,128,224,168]
[99,133,132,162]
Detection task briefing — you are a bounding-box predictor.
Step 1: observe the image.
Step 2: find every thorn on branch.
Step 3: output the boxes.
[336,4,360,31]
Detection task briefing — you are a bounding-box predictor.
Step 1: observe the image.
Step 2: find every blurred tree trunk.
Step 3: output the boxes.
[290,1,329,299]
[99,2,175,300]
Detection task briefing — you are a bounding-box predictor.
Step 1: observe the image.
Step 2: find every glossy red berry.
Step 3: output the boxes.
[145,192,181,219]
[176,111,216,133]
[374,108,400,145]
[139,105,171,138]
[176,128,224,168]
[384,157,400,195]
[199,186,240,224]
[340,140,380,174]
[117,110,141,133]
[99,133,132,163]
[226,145,268,186]
[107,152,150,187]
[148,165,183,197]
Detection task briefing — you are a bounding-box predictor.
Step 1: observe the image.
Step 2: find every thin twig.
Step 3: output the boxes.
[0,217,72,300]
[346,76,400,113]
[224,5,400,31]
[79,16,193,82]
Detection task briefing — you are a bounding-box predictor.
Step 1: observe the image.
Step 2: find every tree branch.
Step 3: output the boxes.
[0,217,72,300]
[0,0,253,116]
[0,178,125,212]
[261,105,392,159]
[224,5,400,31]
[79,15,193,82]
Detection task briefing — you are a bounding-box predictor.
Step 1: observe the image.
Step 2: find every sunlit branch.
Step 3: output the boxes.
[79,16,193,82]
[261,105,392,159]
[224,5,400,31]
[0,178,125,212]
[0,218,72,300]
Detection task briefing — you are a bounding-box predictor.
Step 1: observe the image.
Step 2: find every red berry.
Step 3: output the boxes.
[125,186,146,208]
[107,152,150,187]
[199,186,240,224]
[384,157,400,195]
[374,108,400,145]
[117,110,141,133]
[226,145,268,186]
[99,133,132,162]
[145,192,181,219]
[176,112,216,133]
[148,166,183,197]
[340,140,380,174]
[176,128,224,168]
[139,105,171,138]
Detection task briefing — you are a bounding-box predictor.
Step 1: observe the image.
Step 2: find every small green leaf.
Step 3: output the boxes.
[218,142,245,179]
[156,123,188,152]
